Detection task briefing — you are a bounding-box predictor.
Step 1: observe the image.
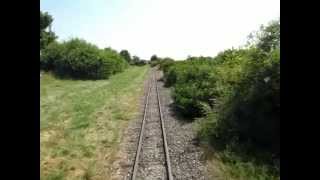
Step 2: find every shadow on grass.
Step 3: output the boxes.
[48,70,110,81]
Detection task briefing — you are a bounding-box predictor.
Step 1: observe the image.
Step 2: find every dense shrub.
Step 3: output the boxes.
[40,42,65,71]
[164,47,279,152]
[52,39,102,79]
[222,48,280,152]
[159,58,174,73]
[131,56,148,66]
[163,57,221,117]
[101,47,129,76]
[135,60,147,66]
[150,60,160,67]
[150,54,158,61]
[40,38,128,79]
[162,20,280,177]
[119,49,132,64]
[203,47,280,152]
[174,64,215,116]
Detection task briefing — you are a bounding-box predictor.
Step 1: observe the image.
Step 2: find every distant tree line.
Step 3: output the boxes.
[40,11,146,79]
[119,50,147,66]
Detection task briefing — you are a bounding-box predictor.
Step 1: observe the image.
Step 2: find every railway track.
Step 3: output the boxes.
[131,69,173,180]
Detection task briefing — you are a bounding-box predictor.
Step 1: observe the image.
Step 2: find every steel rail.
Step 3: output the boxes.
[131,69,173,180]
[131,76,152,180]
[155,72,174,180]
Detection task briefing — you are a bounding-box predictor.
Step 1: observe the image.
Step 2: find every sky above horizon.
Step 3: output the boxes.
[40,0,279,60]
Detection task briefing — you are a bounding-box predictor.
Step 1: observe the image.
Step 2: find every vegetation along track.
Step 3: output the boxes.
[131,68,173,180]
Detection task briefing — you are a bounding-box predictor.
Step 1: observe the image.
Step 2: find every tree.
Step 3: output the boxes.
[104,47,118,54]
[137,60,147,66]
[40,11,53,32]
[40,11,57,50]
[257,20,280,52]
[245,19,279,53]
[150,54,158,61]
[120,50,132,64]
[132,56,140,65]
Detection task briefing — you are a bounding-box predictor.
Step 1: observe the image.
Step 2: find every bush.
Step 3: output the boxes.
[159,58,174,73]
[163,47,279,178]
[214,48,280,154]
[150,60,160,67]
[135,60,147,66]
[162,20,280,179]
[164,47,279,153]
[53,39,103,79]
[40,38,128,79]
[163,57,221,117]
[100,47,129,76]
[40,42,65,71]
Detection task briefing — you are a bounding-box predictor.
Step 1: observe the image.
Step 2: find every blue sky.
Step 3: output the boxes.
[40,0,280,60]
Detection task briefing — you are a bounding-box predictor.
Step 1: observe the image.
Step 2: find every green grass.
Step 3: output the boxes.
[200,138,279,180]
[40,66,150,180]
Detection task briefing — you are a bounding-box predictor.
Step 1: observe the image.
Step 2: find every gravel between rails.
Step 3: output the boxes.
[135,72,167,179]
[112,68,208,180]
[155,69,208,180]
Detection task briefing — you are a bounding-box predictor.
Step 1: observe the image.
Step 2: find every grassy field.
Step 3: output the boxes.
[40,66,149,180]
